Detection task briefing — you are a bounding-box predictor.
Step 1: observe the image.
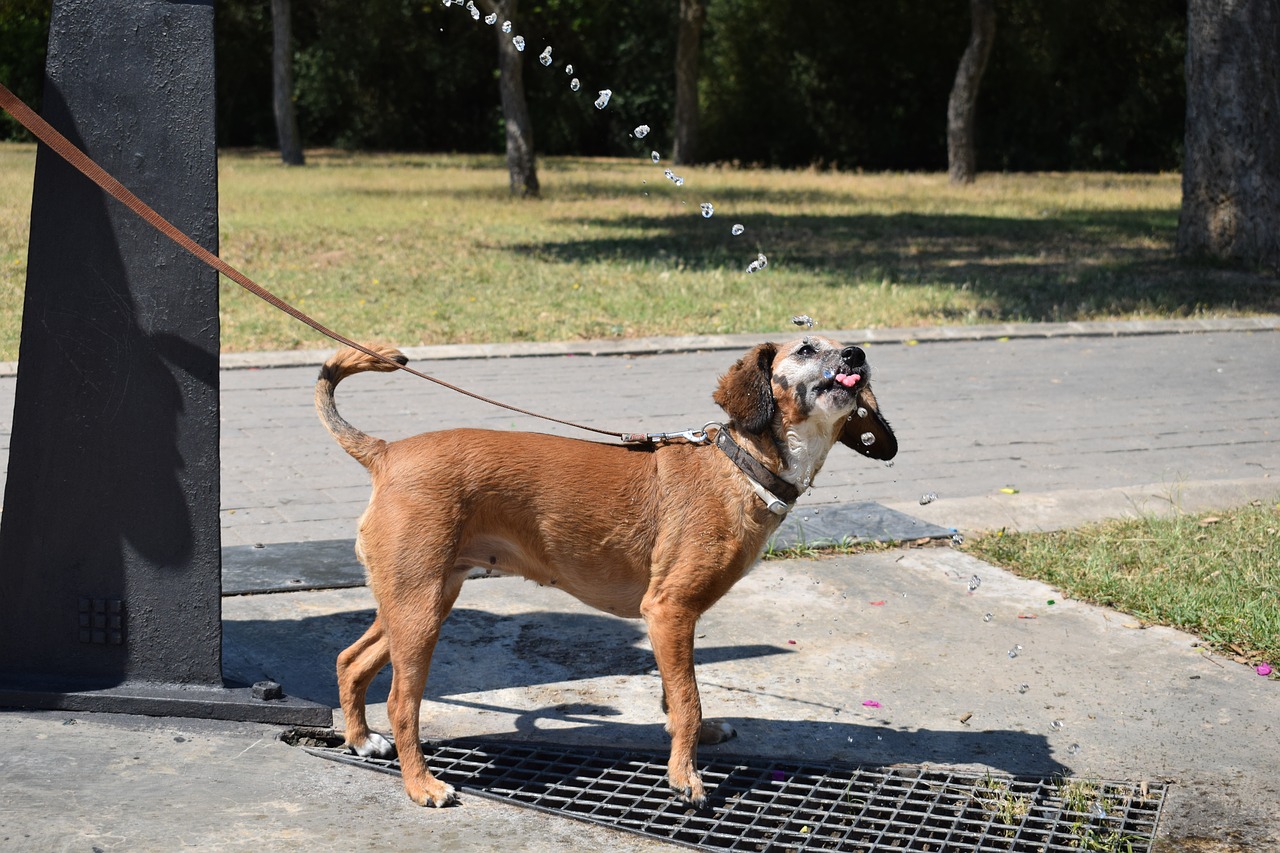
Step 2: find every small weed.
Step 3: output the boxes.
[1055,777,1148,853]
[972,772,1031,832]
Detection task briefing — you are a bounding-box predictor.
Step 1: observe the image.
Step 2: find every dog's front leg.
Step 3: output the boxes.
[642,592,711,808]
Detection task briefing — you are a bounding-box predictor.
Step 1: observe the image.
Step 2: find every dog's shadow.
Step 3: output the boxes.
[225,605,1067,778]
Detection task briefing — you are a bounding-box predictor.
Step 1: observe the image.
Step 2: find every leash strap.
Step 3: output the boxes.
[0,81,632,441]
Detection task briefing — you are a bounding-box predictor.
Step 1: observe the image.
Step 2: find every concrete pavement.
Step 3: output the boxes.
[1,318,1278,851]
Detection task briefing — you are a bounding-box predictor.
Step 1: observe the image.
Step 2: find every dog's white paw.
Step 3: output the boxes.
[349,731,396,759]
[699,720,737,745]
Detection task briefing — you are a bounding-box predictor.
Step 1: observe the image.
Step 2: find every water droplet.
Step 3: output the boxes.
[982,612,992,622]
[967,574,981,591]
[501,20,512,33]
[1067,743,1081,755]
[594,89,612,109]
[731,223,744,236]
[920,492,938,506]
[1008,646,1021,659]
[484,12,497,25]
[441,0,452,6]
[1050,719,1064,731]
[650,151,661,163]
[856,406,868,418]
[569,78,580,92]
[1089,802,1108,820]
[633,124,650,139]
[860,431,875,446]
[884,460,895,468]
[538,46,553,66]
[794,316,815,329]
[1017,682,1029,693]
[512,35,526,51]
[700,202,714,218]
[467,2,480,20]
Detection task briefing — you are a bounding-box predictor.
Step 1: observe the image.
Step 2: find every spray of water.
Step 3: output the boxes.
[440,0,773,286]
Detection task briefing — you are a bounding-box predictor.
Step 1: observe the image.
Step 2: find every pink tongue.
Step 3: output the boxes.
[836,373,861,388]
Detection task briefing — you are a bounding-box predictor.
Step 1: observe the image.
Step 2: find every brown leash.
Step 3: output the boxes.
[0,81,656,443]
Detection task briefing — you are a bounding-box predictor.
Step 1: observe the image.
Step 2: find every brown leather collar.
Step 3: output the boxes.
[713,428,801,513]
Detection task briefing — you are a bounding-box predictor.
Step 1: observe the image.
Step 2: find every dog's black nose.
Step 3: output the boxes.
[842,346,866,367]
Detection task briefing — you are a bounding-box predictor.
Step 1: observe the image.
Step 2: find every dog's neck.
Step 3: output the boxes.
[728,420,835,498]
[778,419,838,492]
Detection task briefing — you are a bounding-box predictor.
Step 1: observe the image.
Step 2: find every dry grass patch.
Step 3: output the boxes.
[1,145,1276,358]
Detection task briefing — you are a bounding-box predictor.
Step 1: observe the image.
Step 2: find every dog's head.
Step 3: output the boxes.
[712,336,897,462]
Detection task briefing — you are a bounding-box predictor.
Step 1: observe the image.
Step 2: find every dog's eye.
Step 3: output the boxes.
[795,344,816,357]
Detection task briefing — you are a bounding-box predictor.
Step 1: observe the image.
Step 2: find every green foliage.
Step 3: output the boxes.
[2,0,1188,171]
[699,0,1186,171]
[0,0,48,141]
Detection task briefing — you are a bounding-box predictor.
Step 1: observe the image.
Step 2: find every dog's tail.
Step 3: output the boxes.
[315,345,407,467]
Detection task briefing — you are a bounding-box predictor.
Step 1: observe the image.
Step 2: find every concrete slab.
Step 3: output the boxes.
[208,548,1277,848]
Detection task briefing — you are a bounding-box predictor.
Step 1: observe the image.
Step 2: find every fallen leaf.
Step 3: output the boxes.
[1198,516,1222,526]
[999,487,1019,494]
[959,712,973,724]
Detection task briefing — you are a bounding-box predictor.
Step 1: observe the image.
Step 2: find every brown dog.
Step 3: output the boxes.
[315,336,897,808]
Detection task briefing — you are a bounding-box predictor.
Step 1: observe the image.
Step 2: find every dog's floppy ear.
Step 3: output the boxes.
[839,384,898,460]
[713,343,778,434]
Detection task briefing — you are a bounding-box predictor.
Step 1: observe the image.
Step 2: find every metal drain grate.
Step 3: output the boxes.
[299,736,1165,852]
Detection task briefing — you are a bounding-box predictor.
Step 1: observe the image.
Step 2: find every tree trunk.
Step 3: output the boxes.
[270,0,304,166]
[480,0,539,197]
[672,0,705,166]
[946,0,995,184]
[1177,0,1280,271]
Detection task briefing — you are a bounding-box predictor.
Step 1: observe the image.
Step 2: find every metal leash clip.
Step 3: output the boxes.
[620,424,717,446]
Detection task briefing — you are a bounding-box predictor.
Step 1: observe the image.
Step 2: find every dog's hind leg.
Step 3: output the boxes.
[337,614,394,758]
[381,567,467,808]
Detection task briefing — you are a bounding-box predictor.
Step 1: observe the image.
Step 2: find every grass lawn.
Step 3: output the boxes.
[1,144,1277,359]
[966,500,1280,666]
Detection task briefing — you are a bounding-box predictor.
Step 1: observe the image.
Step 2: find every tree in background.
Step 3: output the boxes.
[479,0,539,197]
[946,0,995,183]
[4,0,1191,177]
[1177,0,1280,271]
[672,0,705,165]
[270,0,304,166]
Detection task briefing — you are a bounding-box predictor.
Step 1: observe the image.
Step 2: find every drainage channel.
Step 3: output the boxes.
[290,732,1166,852]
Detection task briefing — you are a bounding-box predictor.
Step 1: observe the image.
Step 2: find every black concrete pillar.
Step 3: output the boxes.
[0,0,327,724]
